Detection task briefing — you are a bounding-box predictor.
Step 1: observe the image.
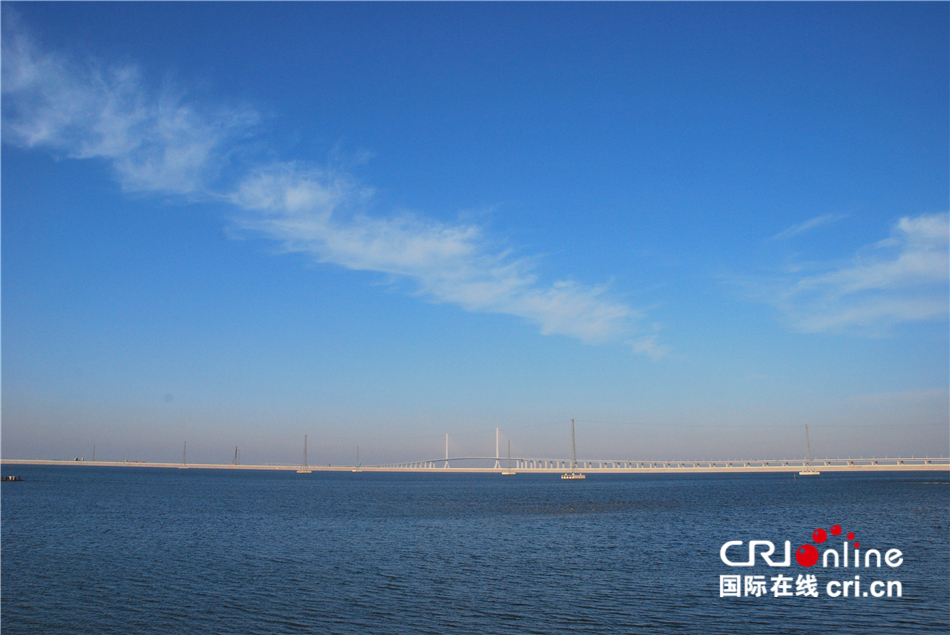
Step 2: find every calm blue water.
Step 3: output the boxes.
[2,466,948,634]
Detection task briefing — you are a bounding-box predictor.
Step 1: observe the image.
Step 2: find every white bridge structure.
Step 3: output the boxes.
[5,424,947,473]
[4,456,947,473]
[378,455,950,472]
[377,427,949,473]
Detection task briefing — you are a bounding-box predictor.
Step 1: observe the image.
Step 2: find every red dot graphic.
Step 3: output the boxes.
[796,544,819,567]
[812,528,828,543]
[830,524,842,536]
[854,542,860,549]
[847,532,855,541]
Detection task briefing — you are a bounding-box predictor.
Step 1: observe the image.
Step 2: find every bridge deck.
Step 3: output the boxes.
[4,458,948,473]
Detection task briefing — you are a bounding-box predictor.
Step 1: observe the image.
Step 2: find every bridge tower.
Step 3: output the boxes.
[298,435,311,473]
[561,418,585,480]
[800,425,819,476]
[502,439,515,475]
[444,434,450,468]
[571,418,577,470]
[494,428,501,469]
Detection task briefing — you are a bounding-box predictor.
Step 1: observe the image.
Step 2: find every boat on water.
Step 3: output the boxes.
[2,475,23,482]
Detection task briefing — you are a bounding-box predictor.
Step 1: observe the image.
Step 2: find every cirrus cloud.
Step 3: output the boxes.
[2,20,257,195]
[2,18,659,354]
[766,213,949,334]
[230,164,643,344]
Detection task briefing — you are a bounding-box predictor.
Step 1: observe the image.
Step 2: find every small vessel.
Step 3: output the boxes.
[562,418,586,480]
[2,475,23,482]
[352,446,362,473]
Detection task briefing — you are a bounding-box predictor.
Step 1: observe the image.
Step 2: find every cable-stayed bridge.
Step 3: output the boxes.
[376,425,949,472]
[378,455,949,472]
[4,456,947,473]
[4,424,947,473]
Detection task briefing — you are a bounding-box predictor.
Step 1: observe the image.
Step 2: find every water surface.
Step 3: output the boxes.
[2,467,947,633]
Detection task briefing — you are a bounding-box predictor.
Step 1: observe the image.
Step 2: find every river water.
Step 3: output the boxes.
[2,466,947,634]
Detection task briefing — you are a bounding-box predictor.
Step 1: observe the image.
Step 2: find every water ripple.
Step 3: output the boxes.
[2,469,948,634]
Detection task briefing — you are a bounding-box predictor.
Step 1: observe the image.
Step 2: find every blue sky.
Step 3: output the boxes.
[3,3,947,466]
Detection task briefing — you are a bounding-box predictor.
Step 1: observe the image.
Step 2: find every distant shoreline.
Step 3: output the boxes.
[3,458,947,474]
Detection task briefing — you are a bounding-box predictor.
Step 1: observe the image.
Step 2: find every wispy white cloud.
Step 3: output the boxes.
[230,164,643,345]
[632,335,669,360]
[765,213,949,334]
[1,22,257,195]
[2,20,657,353]
[771,214,847,240]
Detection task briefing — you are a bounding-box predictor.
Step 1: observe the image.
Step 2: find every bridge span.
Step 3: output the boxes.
[3,457,947,473]
[378,456,949,473]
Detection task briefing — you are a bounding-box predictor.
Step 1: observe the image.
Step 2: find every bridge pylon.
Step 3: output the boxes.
[297,435,311,474]
[494,428,501,469]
